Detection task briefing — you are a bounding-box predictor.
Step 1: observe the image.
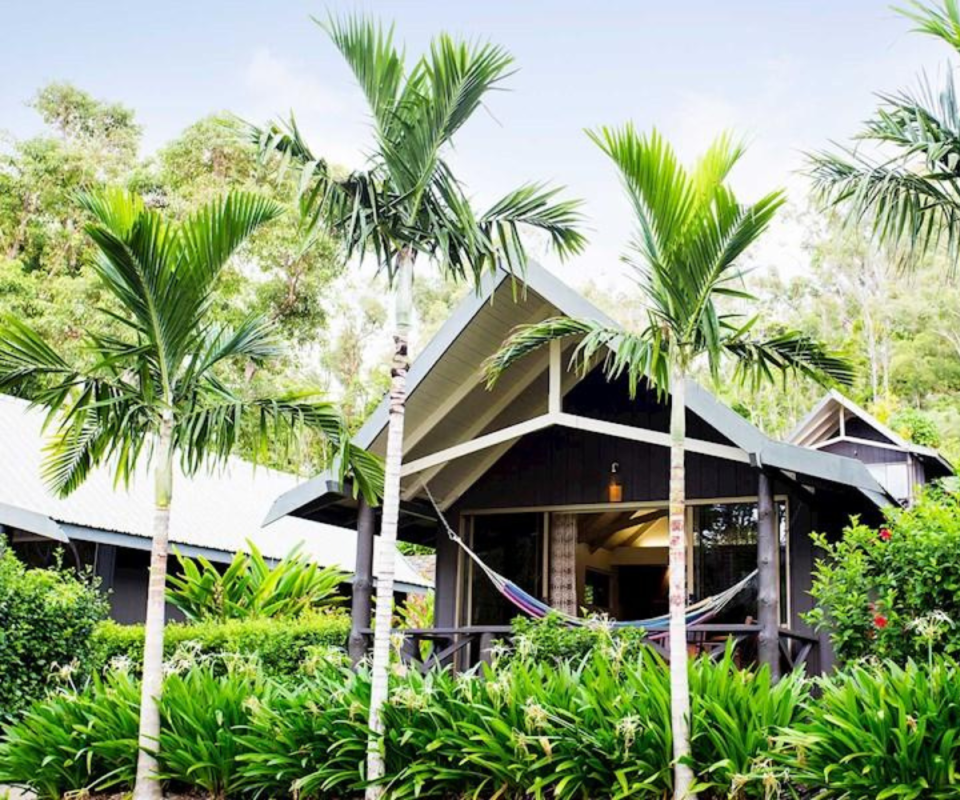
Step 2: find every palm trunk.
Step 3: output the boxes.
[133,411,173,800]
[668,366,696,800]
[365,254,413,799]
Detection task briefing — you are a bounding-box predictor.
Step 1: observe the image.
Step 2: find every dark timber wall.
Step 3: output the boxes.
[456,426,757,510]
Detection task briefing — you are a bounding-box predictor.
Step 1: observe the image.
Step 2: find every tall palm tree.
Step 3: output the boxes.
[250,16,584,795]
[809,0,960,264]
[0,188,382,800]
[485,126,854,800]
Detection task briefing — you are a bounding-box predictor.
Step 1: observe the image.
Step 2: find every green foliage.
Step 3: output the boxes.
[689,645,807,798]
[773,657,960,799]
[157,662,266,797]
[251,15,584,288]
[0,669,139,800]
[236,662,369,799]
[808,489,960,664]
[395,591,434,630]
[484,129,852,408]
[166,540,346,622]
[0,541,108,720]
[91,613,350,680]
[890,406,942,447]
[0,649,814,800]
[809,1,960,267]
[510,612,648,664]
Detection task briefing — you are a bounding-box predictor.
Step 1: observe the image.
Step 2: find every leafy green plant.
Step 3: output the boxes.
[157,661,266,798]
[0,540,108,720]
[808,488,960,663]
[91,612,350,680]
[689,645,808,798]
[509,612,648,664]
[0,668,139,800]
[166,540,346,622]
[774,658,960,799]
[890,407,942,448]
[236,662,370,799]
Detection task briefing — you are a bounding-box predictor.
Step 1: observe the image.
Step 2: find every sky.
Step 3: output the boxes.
[0,1,947,286]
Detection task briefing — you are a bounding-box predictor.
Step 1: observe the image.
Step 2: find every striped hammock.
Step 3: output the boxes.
[424,487,757,632]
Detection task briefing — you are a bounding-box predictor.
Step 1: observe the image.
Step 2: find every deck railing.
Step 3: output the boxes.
[360,624,819,675]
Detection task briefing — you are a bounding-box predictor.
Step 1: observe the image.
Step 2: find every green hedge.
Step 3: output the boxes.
[0,542,108,720]
[91,612,351,679]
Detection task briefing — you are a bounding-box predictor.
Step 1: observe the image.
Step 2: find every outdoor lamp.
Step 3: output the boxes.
[608,462,623,502]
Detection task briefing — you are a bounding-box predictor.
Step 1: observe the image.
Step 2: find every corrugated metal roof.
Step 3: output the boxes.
[0,395,430,591]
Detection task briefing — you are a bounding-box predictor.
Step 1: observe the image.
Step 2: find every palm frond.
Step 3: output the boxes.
[319,14,405,137]
[808,71,960,267]
[175,390,383,504]
[177,190,285,299]
[478,183,587,272]
[483,316,669,398]
[896,0,960,51]
[0,316,73,389]
[41,382,150,496]
[724,326,856,392]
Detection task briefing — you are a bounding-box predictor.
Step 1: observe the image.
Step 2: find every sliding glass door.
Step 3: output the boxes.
[692,501,788,624]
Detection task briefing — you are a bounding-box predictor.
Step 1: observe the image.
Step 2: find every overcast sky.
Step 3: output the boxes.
[1,1,948,285]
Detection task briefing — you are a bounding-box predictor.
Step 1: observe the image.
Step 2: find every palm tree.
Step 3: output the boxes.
[809,0,960,264]
[250,16,584,795]
[0,188,382,800]
[484,126,854,800]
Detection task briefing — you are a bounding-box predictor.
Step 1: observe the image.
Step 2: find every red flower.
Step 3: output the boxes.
[879,528,892,542]
[874,614,889,629]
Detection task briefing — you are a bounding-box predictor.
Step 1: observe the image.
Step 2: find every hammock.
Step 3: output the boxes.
[423,487,758,634]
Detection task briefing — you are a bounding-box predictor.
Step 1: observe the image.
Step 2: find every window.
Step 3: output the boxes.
[692,502,788,624]
[584,569,612,611]
[866,462,911,502]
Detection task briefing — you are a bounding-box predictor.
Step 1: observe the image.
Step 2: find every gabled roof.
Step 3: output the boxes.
[266,261,892,527]
[0,396,429,592]
[790,389,954,476]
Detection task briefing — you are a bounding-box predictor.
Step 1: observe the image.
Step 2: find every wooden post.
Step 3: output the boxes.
[349,497,376,667]
[757,472,780,680]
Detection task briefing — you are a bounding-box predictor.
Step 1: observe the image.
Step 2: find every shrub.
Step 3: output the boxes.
[167,540,346,622]
[808,489,960,664]
[91,611,350,680]
[236,662,369,799]
[689,645,808,798]
[158,662,267,798]
[509,612,648,663]
[0,540,108,720]
[890,407,942,448]
[774,658,960,799]
[0,669,139,800]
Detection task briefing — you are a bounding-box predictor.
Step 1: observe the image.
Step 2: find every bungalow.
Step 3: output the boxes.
[266,262,898,674]
[790,390,953,506]
[0,395,429,624]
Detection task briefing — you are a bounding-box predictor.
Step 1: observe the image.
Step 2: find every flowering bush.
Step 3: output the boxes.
[807,488,960,664]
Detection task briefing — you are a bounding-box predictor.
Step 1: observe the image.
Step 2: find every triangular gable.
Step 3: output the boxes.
[266,262,892,526]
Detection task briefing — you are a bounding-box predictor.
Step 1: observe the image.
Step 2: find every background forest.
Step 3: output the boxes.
[2,82,957,469]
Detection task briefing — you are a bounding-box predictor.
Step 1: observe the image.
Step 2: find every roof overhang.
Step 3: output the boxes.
[0,501,69,543]
[268,262,895,527]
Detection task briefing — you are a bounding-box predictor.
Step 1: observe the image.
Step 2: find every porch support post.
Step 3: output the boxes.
[757,471,780,680]
[549,513,578,616]
[349,497,376,667]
